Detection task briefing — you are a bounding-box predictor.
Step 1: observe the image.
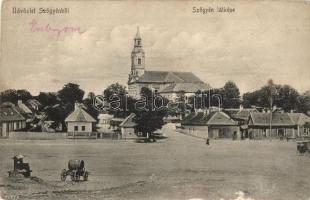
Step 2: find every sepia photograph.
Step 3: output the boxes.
[0,0,310,199]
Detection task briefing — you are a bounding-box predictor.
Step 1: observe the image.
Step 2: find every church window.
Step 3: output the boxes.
[137,41,140,46]
[138,58,141,65]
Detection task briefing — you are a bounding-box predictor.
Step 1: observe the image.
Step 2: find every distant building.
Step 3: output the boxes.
[288,113,310,137]
[248,112,296,139]
[119,113,137,139]
[96,113,114,138]
[109,113,137,140]
[127,27,210,100]
[65,104,96,137]
[16,100,34,125]
[181,111,239,139]
[0,105,26,138]
[225,106,258,139]
[26,99,42,111]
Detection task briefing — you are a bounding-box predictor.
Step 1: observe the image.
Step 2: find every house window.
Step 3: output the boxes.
[82,126,86,131]
[16,122,20,129]
[138,58,141,65]
[74,126,78,131]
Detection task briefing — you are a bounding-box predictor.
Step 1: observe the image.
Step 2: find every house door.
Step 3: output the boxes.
[213,129,219,139]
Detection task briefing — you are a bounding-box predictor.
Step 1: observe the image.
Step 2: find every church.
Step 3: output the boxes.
[128,27,210,101]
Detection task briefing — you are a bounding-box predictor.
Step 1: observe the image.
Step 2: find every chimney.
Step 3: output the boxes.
[17,100,22,105]
[239,104,243,111]
[74,102,80,110]
[273,105,277,111]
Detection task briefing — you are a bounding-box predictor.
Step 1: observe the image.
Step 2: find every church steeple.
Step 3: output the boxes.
[128,27,145,83]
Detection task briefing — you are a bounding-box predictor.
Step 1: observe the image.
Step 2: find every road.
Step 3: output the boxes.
[0,126,310,200]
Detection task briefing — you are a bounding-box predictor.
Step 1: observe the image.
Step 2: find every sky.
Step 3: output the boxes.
[1,0,310,96]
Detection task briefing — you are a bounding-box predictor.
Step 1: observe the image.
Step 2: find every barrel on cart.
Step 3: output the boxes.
[60,160,89,181]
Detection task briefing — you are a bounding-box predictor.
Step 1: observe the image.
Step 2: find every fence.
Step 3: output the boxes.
[9,131,67,140]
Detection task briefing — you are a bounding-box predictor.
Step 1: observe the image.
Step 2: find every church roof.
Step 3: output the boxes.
[136,71,204,83]
[159,82,211,93]
[65,106,96,123]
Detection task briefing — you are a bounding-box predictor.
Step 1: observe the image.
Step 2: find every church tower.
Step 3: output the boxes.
[128,27,145,83]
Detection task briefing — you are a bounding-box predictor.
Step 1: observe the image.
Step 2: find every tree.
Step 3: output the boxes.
[134,87,168,140]
[83,92,99,120]
[297,91,310,115]
[37,92,60,107]
[58,83,85,104]
[222,81,241,108]
[0,89,32,104]
[103,83,129,118]
[103,83,127,103]
[275,85,299,112]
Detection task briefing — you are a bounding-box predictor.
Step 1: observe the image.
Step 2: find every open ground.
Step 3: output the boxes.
[0,125,310,200]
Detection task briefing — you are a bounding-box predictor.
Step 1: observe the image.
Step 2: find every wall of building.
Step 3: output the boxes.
[67,122,92,133]
[208,126,239,139]
[248,127,296,139]
[179,125,209,139]
[0,121,26,138]
[121,127,137,139]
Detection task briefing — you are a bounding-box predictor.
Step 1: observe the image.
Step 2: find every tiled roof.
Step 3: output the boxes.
[225,108,258,121]
[0,106,25,122]
[18,102,33,114]
[249,112,295,127]
[159,82,211,93]
[208,112,236,125]
[288,113,310,125]
[182,111,236,126]
[136,71,204,83]
[65,107,96,123]
[120,113,137,128]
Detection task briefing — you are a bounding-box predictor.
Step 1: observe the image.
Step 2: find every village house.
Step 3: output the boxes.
[109,113,137,139]
[248,112,296,139]
[180,110,239,139]
[225,106,258,139]
[96,113,114,138]
[119,113,137,139]
[288,113,310,137]
[65,104,96,138]
[0,104,26,138]
[127,27,210,100]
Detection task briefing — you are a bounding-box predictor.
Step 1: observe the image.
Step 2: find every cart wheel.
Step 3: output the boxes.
[83,171,88,181]
[60,169,67,181]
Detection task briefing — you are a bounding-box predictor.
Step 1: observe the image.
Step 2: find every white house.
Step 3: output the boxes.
[65,104,96,137]
[119,113,137,139]
[0,105,26,138]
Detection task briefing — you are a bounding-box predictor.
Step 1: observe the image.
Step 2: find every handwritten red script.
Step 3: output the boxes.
[29,19,83,37]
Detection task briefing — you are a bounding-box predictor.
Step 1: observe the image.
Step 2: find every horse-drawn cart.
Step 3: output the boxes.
[297,140,310,155]
[8,155,32,178]
[60,160,89,181]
